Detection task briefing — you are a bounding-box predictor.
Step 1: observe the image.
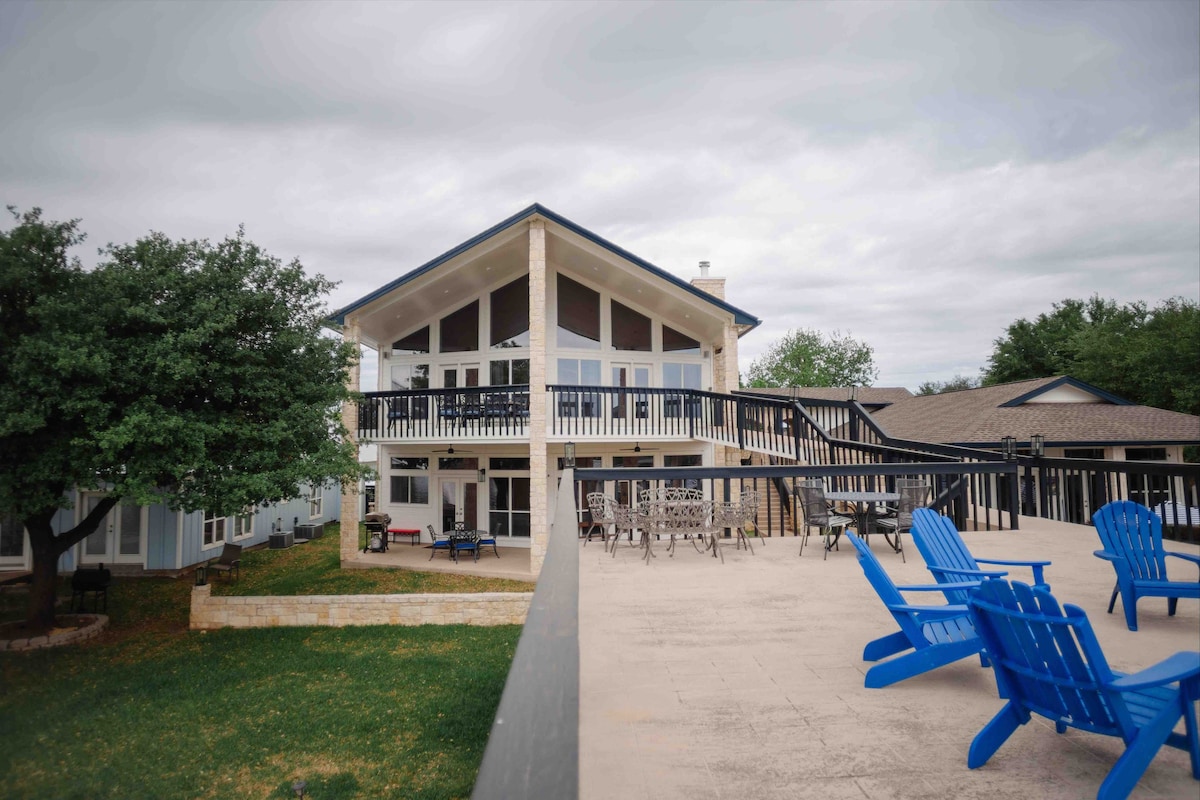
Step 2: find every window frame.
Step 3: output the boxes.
[202,511,227,550]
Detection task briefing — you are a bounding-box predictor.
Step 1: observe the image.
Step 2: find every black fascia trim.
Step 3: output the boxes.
[957,438,1200,449]
[999,376,1134,408]
[328,203,763,330]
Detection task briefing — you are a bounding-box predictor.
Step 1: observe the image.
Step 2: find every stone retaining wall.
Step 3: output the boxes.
[0,614,108,651]
[189,584,532,630]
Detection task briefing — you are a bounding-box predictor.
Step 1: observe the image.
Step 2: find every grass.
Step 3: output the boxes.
[0,525,523,799]
[213,524,533,597]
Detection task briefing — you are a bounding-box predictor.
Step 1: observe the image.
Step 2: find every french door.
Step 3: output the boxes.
[79,493,146,565]
[611,363,651,425]
[439,478,480,533]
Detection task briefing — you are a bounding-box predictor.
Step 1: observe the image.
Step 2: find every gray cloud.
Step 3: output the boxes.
[2,0,1196,390]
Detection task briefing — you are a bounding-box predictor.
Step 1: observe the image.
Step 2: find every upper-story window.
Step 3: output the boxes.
[391,326,430,355]
[491,275,530,349]
[663,325,701,355]
[490,359,530,385]
[440,300,479,353]
[557,274,600,350]
[391,364,430,391]
[611,300,652,352]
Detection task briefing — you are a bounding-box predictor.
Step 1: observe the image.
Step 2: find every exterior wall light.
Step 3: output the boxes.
[1030,434,1045,458]
[564,442,576,469]
[847,385,858,402]
[478,468,487,483]
[1001,436,1017,460]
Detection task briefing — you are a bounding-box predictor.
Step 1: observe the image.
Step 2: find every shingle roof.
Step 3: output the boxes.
[741,386,914,407]
[330,203,762,330]
[871,377,1200,446]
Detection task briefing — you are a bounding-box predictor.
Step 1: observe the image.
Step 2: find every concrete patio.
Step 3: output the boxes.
[342,539,535,583]
[578,517,1200,800]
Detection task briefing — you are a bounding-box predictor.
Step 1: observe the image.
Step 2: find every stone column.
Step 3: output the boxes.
[527,219,549,574]
[340,319,363,564]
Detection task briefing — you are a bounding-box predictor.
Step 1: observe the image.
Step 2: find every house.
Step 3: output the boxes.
[0,485,342,578]
[329,203,765,573]
[868,376,1200,463]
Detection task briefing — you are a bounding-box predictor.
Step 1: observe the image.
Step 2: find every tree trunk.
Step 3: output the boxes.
[22,496,118,633]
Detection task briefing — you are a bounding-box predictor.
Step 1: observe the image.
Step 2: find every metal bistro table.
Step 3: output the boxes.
[824,491,901,554]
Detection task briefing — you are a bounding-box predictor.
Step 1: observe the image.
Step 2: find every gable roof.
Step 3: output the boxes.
[742,386,914,408]
[871,376,1200,447]
[329,203,762,330]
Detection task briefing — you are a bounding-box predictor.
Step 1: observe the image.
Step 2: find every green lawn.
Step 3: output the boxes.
[0,526,522,799]
[213,524,533,596]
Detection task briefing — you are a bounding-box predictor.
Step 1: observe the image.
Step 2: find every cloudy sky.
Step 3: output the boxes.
[3,0,1197,390]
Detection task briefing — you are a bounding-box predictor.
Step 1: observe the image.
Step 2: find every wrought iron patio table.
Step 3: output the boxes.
[825,491,901,553]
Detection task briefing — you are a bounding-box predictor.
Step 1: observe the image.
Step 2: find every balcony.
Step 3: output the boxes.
[356,384,816,457]
[358,385,531,443]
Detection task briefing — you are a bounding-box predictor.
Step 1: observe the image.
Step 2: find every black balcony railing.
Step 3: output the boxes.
[357,385,530,441]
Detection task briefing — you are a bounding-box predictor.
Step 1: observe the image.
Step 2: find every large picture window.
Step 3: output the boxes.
[391,326,430,355]
[440,300,479,353]
[611,300,651,351]
[663,325,701,354]
[491,275,530,348]
[556,274,600,349]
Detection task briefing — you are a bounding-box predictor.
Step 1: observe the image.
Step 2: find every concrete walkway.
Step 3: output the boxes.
[579,518,1200,800]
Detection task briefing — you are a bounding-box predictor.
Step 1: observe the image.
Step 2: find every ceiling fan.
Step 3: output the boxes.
[432,445,474,454]
[619,442,659,453]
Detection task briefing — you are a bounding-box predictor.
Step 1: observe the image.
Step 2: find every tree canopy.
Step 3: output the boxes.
[1,208,365,629]
[743,328,877,388]
[916,375,981,396]
[983,296,1200,416]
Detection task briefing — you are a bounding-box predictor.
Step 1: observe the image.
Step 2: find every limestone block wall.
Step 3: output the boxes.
[190,584,532,630]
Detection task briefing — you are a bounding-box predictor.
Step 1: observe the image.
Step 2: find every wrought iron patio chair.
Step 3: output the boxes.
[609,503,643,558]
[584,492,616,546]
[871,478,930,562]
[427,524,452,561]
[795,479,853,559]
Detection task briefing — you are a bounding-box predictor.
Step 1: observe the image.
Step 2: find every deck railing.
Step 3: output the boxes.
[357,385,530,441]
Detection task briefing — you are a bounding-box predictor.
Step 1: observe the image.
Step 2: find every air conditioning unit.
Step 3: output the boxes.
[295,524,323,540]
[269,531,294,549]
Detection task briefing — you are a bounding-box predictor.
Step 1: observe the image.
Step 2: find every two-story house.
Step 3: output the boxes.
[330,204,763,572]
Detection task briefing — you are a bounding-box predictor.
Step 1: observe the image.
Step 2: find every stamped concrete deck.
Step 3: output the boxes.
[579,517,1200,800]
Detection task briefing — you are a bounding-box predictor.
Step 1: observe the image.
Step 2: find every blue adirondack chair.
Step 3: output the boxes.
[966,577,1200,800]
[846,531,987,688]
[1092,500,1200,631]
[910,508,1051,605]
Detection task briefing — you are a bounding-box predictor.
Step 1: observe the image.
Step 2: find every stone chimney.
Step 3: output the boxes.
[690,260,725,300]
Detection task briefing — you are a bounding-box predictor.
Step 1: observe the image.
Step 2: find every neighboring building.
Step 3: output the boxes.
[0,483,341,577]
[869,376,1200,463]
[330,203,764,572]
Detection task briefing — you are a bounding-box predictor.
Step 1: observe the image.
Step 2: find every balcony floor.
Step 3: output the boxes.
[579,516,1200,800]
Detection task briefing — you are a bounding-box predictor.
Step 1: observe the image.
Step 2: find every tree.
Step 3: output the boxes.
[743,328,877,388]
[916,375,981,395]
[983,297,1123,385]
[982,295,1200,416]
[0,209,366,631]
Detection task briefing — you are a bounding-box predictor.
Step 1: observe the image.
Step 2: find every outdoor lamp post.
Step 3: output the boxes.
[1030,434,1045,458]
[1001,436,1017,460]
[564,441,576,469]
